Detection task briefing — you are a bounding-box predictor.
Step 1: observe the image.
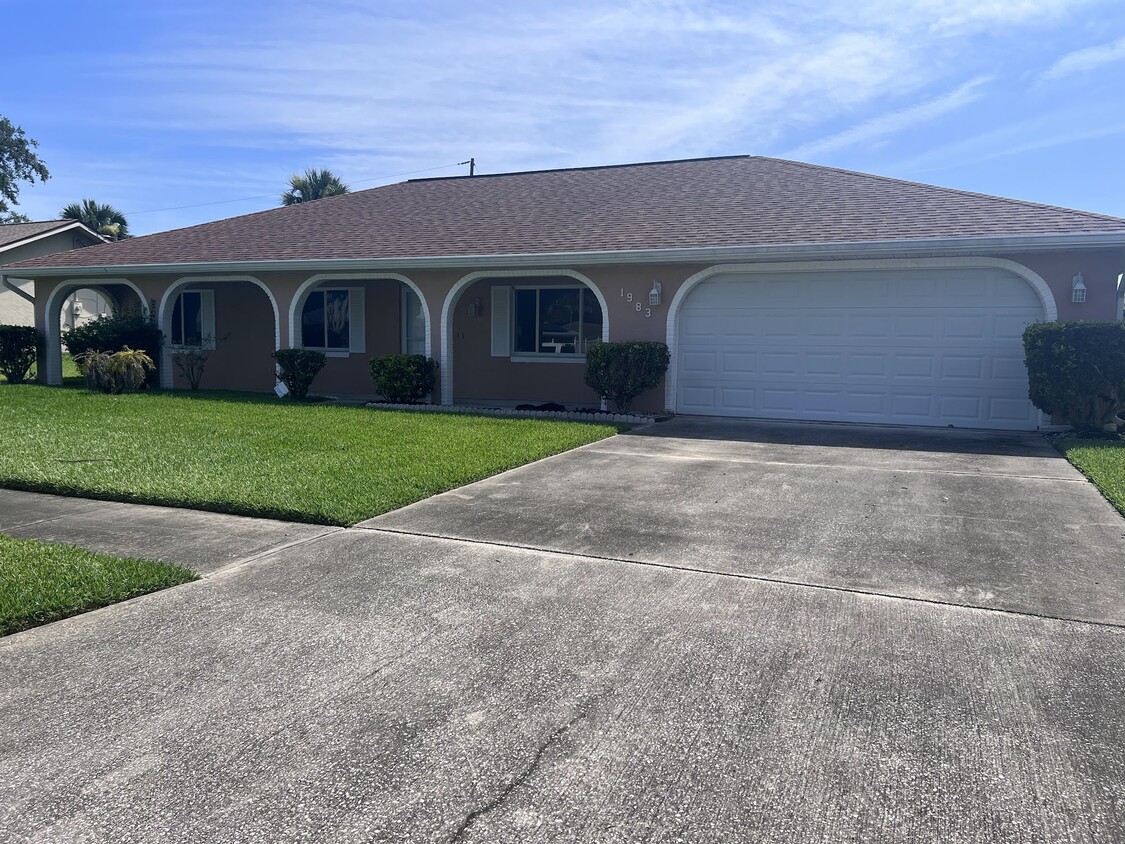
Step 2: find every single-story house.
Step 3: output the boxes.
[3,156,1124,430]
[0,220,104,326]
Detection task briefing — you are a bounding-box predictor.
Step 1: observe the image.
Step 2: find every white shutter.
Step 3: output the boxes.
[200,290,216,349]
[491,286,511,357]
[348,287,365,354]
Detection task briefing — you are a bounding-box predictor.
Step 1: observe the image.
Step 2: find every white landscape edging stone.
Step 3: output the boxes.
[363,402,658,425]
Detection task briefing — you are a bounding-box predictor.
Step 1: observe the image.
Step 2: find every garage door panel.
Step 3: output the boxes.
[719,351,756,373]
[676,268,1045,430]
[940,356,984,379]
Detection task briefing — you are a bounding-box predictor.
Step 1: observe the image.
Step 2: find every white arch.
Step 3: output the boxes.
[663,256,1059,410]
[440,269,610,406]
[158,275,281,389]
[43,278,145,386]
[288,272,431,360]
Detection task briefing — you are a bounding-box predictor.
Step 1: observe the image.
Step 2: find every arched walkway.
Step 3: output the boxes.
[440,270,609,406]
[158,276,281,390]
[43,279,146,385]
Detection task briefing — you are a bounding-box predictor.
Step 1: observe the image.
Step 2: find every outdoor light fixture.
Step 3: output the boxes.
[649,281,662,306]
[1072,273,1087,303]
[467,296,482,317]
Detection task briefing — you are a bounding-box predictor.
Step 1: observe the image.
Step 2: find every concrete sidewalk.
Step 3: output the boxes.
[0,488,338,575]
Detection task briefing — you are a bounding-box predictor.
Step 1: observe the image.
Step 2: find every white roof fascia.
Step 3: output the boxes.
[8,230,1125,278]
[0,220,104,254]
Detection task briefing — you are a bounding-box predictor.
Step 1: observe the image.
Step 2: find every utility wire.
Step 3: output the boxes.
[126,160,470,216]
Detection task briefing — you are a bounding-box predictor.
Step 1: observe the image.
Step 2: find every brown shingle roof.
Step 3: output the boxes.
[5,156,1125,271]
[0,220,81,250]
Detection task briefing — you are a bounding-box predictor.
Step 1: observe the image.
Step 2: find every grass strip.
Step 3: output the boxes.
[1055,436,1125,516]
[0,534,198,636]
[0,385,619,525]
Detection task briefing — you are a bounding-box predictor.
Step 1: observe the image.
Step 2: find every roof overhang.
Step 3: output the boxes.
[0,220,105,256]
[5,230,1125,278]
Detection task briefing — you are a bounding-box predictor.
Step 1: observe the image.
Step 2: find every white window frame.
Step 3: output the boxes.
[169,289,216,350]
[400,287,426,356]
[300,287,365,356]
[508,284,600,362]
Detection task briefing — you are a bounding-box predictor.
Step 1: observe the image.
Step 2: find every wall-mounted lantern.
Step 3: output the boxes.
[1072,273,1087,304]
[649,281,662,307]
[467,296,483,317]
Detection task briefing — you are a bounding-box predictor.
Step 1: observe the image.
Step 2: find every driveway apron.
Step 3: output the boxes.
[365,417,1125,625]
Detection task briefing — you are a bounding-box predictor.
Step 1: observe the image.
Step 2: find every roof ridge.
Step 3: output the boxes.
[0,219,73,228]
[406,154,751,183]
[755,156,1125,226]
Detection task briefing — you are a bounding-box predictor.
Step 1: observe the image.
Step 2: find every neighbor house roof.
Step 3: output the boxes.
[0,219,102,251]
[5,156,1125,273]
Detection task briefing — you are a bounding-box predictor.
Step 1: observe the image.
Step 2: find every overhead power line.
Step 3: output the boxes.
[126,160,471,216]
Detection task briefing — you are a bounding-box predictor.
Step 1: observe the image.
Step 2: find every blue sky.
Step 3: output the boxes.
[4,0,1125,235]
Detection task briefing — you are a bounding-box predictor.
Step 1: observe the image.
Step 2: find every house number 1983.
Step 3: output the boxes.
[620,288,652,318]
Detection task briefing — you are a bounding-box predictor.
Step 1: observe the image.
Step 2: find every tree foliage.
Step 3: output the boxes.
[281,168,350,206]
[0,116,50,223]
[60,198,130,240]
[1023,321,1125,432]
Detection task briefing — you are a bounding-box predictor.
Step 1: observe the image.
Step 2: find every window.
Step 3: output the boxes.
[401,288,426,355]
[301,288,365,353]
[170,290,215,348]
[509,286,602,356]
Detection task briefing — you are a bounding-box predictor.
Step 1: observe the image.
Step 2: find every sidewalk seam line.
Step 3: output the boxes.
[587,447,1084,483]
[353,525,1125,632]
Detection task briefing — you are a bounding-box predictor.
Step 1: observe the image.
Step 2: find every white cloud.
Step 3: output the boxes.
[783,77,990,160]
[1041,35,1125,80]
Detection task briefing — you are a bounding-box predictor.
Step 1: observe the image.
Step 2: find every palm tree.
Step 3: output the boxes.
[60,199,130,240]
[281,168,350,206]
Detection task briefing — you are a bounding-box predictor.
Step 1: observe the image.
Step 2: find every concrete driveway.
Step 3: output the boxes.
[2,419,1124,843]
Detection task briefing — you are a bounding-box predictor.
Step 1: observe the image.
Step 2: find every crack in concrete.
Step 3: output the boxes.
[446,691,606,843]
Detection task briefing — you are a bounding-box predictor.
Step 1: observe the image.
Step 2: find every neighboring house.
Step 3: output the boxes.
[0,220,105,327]
[3,156,1125,430]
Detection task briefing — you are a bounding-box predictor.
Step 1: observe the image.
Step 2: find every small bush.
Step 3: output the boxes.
[74,347,155,393]
[272,348,326,400]
[172,346,210,391]
[0,325,40,384]
[1024,321,1125,432]
[584,340,670,413]
[64,307,161,385]
[369,354,438,404]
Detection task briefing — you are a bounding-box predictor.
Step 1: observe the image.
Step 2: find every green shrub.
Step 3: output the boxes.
[74,347,155,394]
[1023,321,1125,432]
[272,348,326,400]
[584,340,670,413]
[0,325,40,384]
[64,307,161,385]
[369,354,438,404]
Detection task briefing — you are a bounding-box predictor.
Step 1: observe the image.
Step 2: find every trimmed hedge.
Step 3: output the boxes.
[272,348,326,400]
[0,325,40,383]
[584,340,670,413]
[369,354,438,404]
[1023,321,1125,432]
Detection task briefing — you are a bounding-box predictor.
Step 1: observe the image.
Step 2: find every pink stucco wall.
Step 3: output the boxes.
[30,249,1123,409]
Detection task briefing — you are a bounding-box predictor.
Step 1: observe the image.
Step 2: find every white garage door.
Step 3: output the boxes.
[675,267,1045,430]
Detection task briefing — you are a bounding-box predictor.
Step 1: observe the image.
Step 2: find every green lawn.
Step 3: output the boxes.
[0,385,618,525]
[1,353,82,384]
[0,534,197,636]
[1056,436,1125,517]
